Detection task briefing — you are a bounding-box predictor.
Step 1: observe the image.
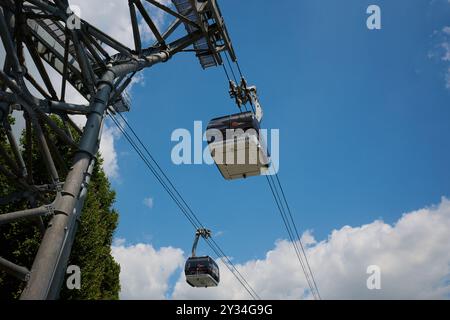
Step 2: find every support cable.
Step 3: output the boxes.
[225,50,322,299]
[224,51,238,83]
[265,172,321,300]
[274,174,321,299]
[236,60,244,79]
[108,112,260,300]
[222,64,231,82]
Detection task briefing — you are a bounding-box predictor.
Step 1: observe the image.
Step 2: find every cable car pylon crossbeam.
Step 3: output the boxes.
[0,0,236,300]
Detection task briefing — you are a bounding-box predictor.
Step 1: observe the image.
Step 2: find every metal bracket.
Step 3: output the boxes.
[229,77,264,122]
[44,204,56,217]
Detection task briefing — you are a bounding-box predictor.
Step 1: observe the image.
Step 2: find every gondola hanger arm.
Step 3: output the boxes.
[192,228,212,257]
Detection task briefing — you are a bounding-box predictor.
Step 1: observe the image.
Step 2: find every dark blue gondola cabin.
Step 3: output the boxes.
[185,256,220,288]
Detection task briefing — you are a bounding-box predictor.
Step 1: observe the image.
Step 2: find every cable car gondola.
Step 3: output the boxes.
[185,229,220,288]
[206,78,270,180]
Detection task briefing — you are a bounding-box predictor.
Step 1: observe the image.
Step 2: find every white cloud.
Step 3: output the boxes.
[139,0,172,43]
[439,28,450,88]
[114,198,450,300]
[113,238,127,247]
[71,0,172,49]
[70,0,138,50]
[112,242,184,300]
[443,26,450,35]
[446,67,450,89]
[442,42,450,62]
[99,122,121,179]
[429,24,450,90]
[143,197,154,209]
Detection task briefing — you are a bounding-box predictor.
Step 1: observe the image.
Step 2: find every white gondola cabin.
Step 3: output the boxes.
[206,111,270,180]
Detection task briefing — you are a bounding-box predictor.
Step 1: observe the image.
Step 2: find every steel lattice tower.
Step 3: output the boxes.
[0,0,236,300]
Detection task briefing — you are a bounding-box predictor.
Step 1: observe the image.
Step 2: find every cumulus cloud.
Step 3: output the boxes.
[139,0,172,43]
[442,42,450,62]
[114,198,450,300]
[71,0,171,48]
[430,25,450,89]
[446,67,450,89]
[71,0,138,49]
[112,241,184,300]
[99,122,121,179]
[143,197,155,209]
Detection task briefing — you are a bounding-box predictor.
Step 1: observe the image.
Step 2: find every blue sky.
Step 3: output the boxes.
[1,0,449,300]
[78,0,450,299]
[111,0,450,260]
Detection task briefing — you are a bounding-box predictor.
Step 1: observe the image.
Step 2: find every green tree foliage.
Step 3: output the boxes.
[0,116,120,299]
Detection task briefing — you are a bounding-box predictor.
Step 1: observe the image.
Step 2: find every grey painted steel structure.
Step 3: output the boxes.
[191,228,211,257]
[0,0,236,299]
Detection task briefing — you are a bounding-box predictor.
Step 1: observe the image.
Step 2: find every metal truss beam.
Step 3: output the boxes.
[0,0,236,300]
